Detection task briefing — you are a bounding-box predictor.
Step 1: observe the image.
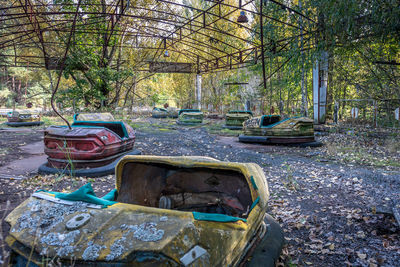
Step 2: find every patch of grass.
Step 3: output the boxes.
[333,147,400,167]
[41,115,74,126]
[129,121,176,133]
[129,122,152,129]
[205,123,242,136]
[158,128,172,132]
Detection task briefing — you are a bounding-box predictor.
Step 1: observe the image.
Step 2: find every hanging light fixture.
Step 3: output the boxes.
[163,38,169,57]
[237,0,248,23]
[237,11,248,23]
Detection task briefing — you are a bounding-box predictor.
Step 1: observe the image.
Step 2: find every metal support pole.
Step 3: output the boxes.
[313,51,328,124]
[195,74,202,110]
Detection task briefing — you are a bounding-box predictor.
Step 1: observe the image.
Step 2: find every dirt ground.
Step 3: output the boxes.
[0,117,399,266]
[0,128,44,168]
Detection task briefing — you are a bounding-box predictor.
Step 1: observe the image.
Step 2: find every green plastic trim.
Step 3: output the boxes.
[259,115,284,128]
[250,196,260,211]
[228,110,253,116]
[37,183,117,208]
[101,188,118,201]
[153,107,168,112]
[192,212,247,222]
[178,109,201,115]
[250,176,258,190]
[70,121,129,139]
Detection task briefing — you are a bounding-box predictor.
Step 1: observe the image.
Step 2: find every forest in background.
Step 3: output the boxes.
[0,0,399,121]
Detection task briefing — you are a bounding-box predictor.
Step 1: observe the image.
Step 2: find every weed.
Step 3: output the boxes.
[55,139,75,182]
[282,163,300,191]
[325,143,337,155]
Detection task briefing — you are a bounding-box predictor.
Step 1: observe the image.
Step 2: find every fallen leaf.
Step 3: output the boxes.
[357,253,367,260]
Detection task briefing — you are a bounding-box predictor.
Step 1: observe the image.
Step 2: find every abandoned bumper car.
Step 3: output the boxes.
[38,113,140,177]
[5,110,44,127]
[176,109,204,125]
[6,156,284,267]
[166,107,179,118]
[224,110,253,130]
[152,107,179,119]
[151,107,168,118]
[239,115,322,146]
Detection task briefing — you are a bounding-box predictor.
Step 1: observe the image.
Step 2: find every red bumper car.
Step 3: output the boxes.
[38,113,140,177]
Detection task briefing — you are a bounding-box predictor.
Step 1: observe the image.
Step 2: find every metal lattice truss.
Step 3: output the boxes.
[0,0,315,74]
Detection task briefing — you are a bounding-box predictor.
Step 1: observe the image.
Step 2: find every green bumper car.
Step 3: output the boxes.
[239,115,321,146]
[152,107,168,118]
[224,110,253,130]
[176,109,204,125]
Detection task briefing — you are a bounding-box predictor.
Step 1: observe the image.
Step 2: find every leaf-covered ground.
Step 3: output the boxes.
[0,117,399,266]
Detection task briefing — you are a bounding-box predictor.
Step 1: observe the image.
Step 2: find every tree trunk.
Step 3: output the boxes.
[130,76,136,112]
[299,0,308,116]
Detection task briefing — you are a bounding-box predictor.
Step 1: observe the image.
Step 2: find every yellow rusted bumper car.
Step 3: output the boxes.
[5,156,283,266]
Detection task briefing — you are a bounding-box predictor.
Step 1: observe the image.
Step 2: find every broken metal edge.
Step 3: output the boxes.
[0,173,25,180]
[31,192,103,209]
[180,245,208,266]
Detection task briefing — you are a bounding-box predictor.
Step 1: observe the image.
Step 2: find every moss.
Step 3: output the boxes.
[129,121,176,133]
[206,125,242,137]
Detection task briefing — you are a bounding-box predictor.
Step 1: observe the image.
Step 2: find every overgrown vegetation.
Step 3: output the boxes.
[0,0,398,120]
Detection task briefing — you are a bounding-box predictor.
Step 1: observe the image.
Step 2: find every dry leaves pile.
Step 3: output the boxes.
[1,121,399,266]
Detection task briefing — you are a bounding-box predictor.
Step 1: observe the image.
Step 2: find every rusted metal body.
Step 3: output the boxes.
[5,110,43,127]
[0,1,314,75]
[41,113,136,170]
[239,115,318,145]
[6,156,284,266]
[224,110,253,130]
[44,124,135,169]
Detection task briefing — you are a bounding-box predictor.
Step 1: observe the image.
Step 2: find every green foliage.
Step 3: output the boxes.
[0,0,398,114]
[246,0,399,117]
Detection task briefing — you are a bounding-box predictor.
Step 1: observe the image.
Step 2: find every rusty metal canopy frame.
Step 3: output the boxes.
[0,0,316,74]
